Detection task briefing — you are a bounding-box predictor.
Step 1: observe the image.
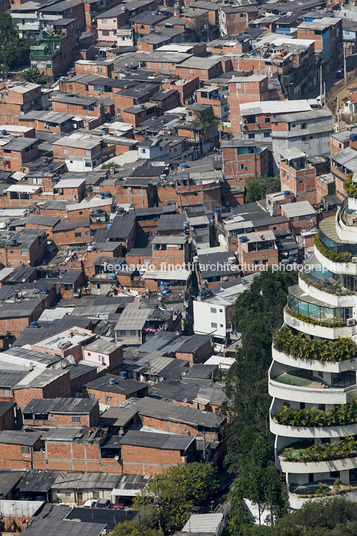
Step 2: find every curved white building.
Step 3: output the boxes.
[269,185,357,508]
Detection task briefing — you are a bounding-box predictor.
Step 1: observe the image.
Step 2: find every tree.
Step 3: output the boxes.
[133,463,218,534]
[245,176,281,203]
[110,521,163,536]
[101,162,121,170]
[191,108,219,155]
[23,68,49,85]
[273,497,357,536]
[223,269,297,474]
[0,13,33,75]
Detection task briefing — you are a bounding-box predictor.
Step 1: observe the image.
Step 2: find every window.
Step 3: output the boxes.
[3,388,11,396]
[85,150,91,156]
[102,18,107,23]
[98,67,102,72]
[93,492,99,499]
[106,396,113,403]
[202,70,206,75]
[211,322,217,329]
[72,416,81,423]
[236,82,241,89]
[210,307,217,313]
[32,177,43,185]
[85,161,92,168]
[99,355,105,362]
[21,447,31,454]
[248,133,254,139]
[63,148,68,154]
[49,413,55,418]
[75,232,81,238]
[102,30,109,36]
[265,117,270,123]
[239,164,246,170]
[21,250,27,256]
[302,123,307,129]
[219,309,223,312]
[220,324,223,327]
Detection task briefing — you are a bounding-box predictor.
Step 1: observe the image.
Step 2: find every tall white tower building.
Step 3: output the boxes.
[269,173,357,508]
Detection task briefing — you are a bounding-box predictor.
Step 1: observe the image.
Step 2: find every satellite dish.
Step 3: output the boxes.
[114,455,119,461]
[159,377,164,382]
[183,398,188,403]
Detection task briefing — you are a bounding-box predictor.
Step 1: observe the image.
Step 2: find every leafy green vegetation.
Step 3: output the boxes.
[285,307,345,327]
[315,233,352,263]
[101,162,121,170]
[282,436,357,462]
[0,13,33,75]
[133,463,218,534]
[275,399,357,427]
[245,176,281,203]
[273,497,357,535]
[274,327,357,362]
[223,270,296,532]
[110,522,163,536]
[344,173,357,198]
[23,68,50,85]
[299,270,351,296]
[227,437,287,532]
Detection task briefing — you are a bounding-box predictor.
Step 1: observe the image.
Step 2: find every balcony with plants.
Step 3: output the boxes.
[288,479,357,508]
[283,306,355,340]
[287,285,352,325]
[275,400,357,427]
[273,327,357,364]
[280,436,357,465]
[269,360,357,404]
[299,268,355,300]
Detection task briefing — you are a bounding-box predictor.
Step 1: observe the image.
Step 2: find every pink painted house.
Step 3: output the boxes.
[82,338,123,372]
[96,5,129,43]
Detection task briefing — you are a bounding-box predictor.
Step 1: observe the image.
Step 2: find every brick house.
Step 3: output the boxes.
[279,148,318,206]
[13,369,71,410]
[236,231,279,274]
[222,139,270,187]
[118,430,196,475]
[151,235,189,270]
[0,431,43,470]
[84,375,149,407]
[30,326,96,362]
[0,138,39,172]
[131,397,224,440]
[0,83,42,126]
[175,334,213,366]
[22,397,100,428]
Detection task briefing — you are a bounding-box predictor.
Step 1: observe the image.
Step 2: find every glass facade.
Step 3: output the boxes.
[288,290,352,323]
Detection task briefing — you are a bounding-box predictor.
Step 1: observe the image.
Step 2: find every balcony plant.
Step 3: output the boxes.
[299,270,352,296]
[344,174,357,198]
[274,399,357,427]
[285,307,345,328]
[281,436,357,463]
[274,327,357,362]
[314,234,352,264]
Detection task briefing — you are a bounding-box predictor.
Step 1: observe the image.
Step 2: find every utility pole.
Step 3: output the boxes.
[344,44,347,85]
[320,64,323,102]
[324,82,327,110]
[337,95,340,131]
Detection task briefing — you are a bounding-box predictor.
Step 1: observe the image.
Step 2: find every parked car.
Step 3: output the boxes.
[96,499,111,509]
[82,499,97,508]
[113,498,132,509]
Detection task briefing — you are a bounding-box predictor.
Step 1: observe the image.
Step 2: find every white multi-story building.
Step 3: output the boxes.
[269,176,357,509]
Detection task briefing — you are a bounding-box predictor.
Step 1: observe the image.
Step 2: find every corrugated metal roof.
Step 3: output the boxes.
[23,397,97,415]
